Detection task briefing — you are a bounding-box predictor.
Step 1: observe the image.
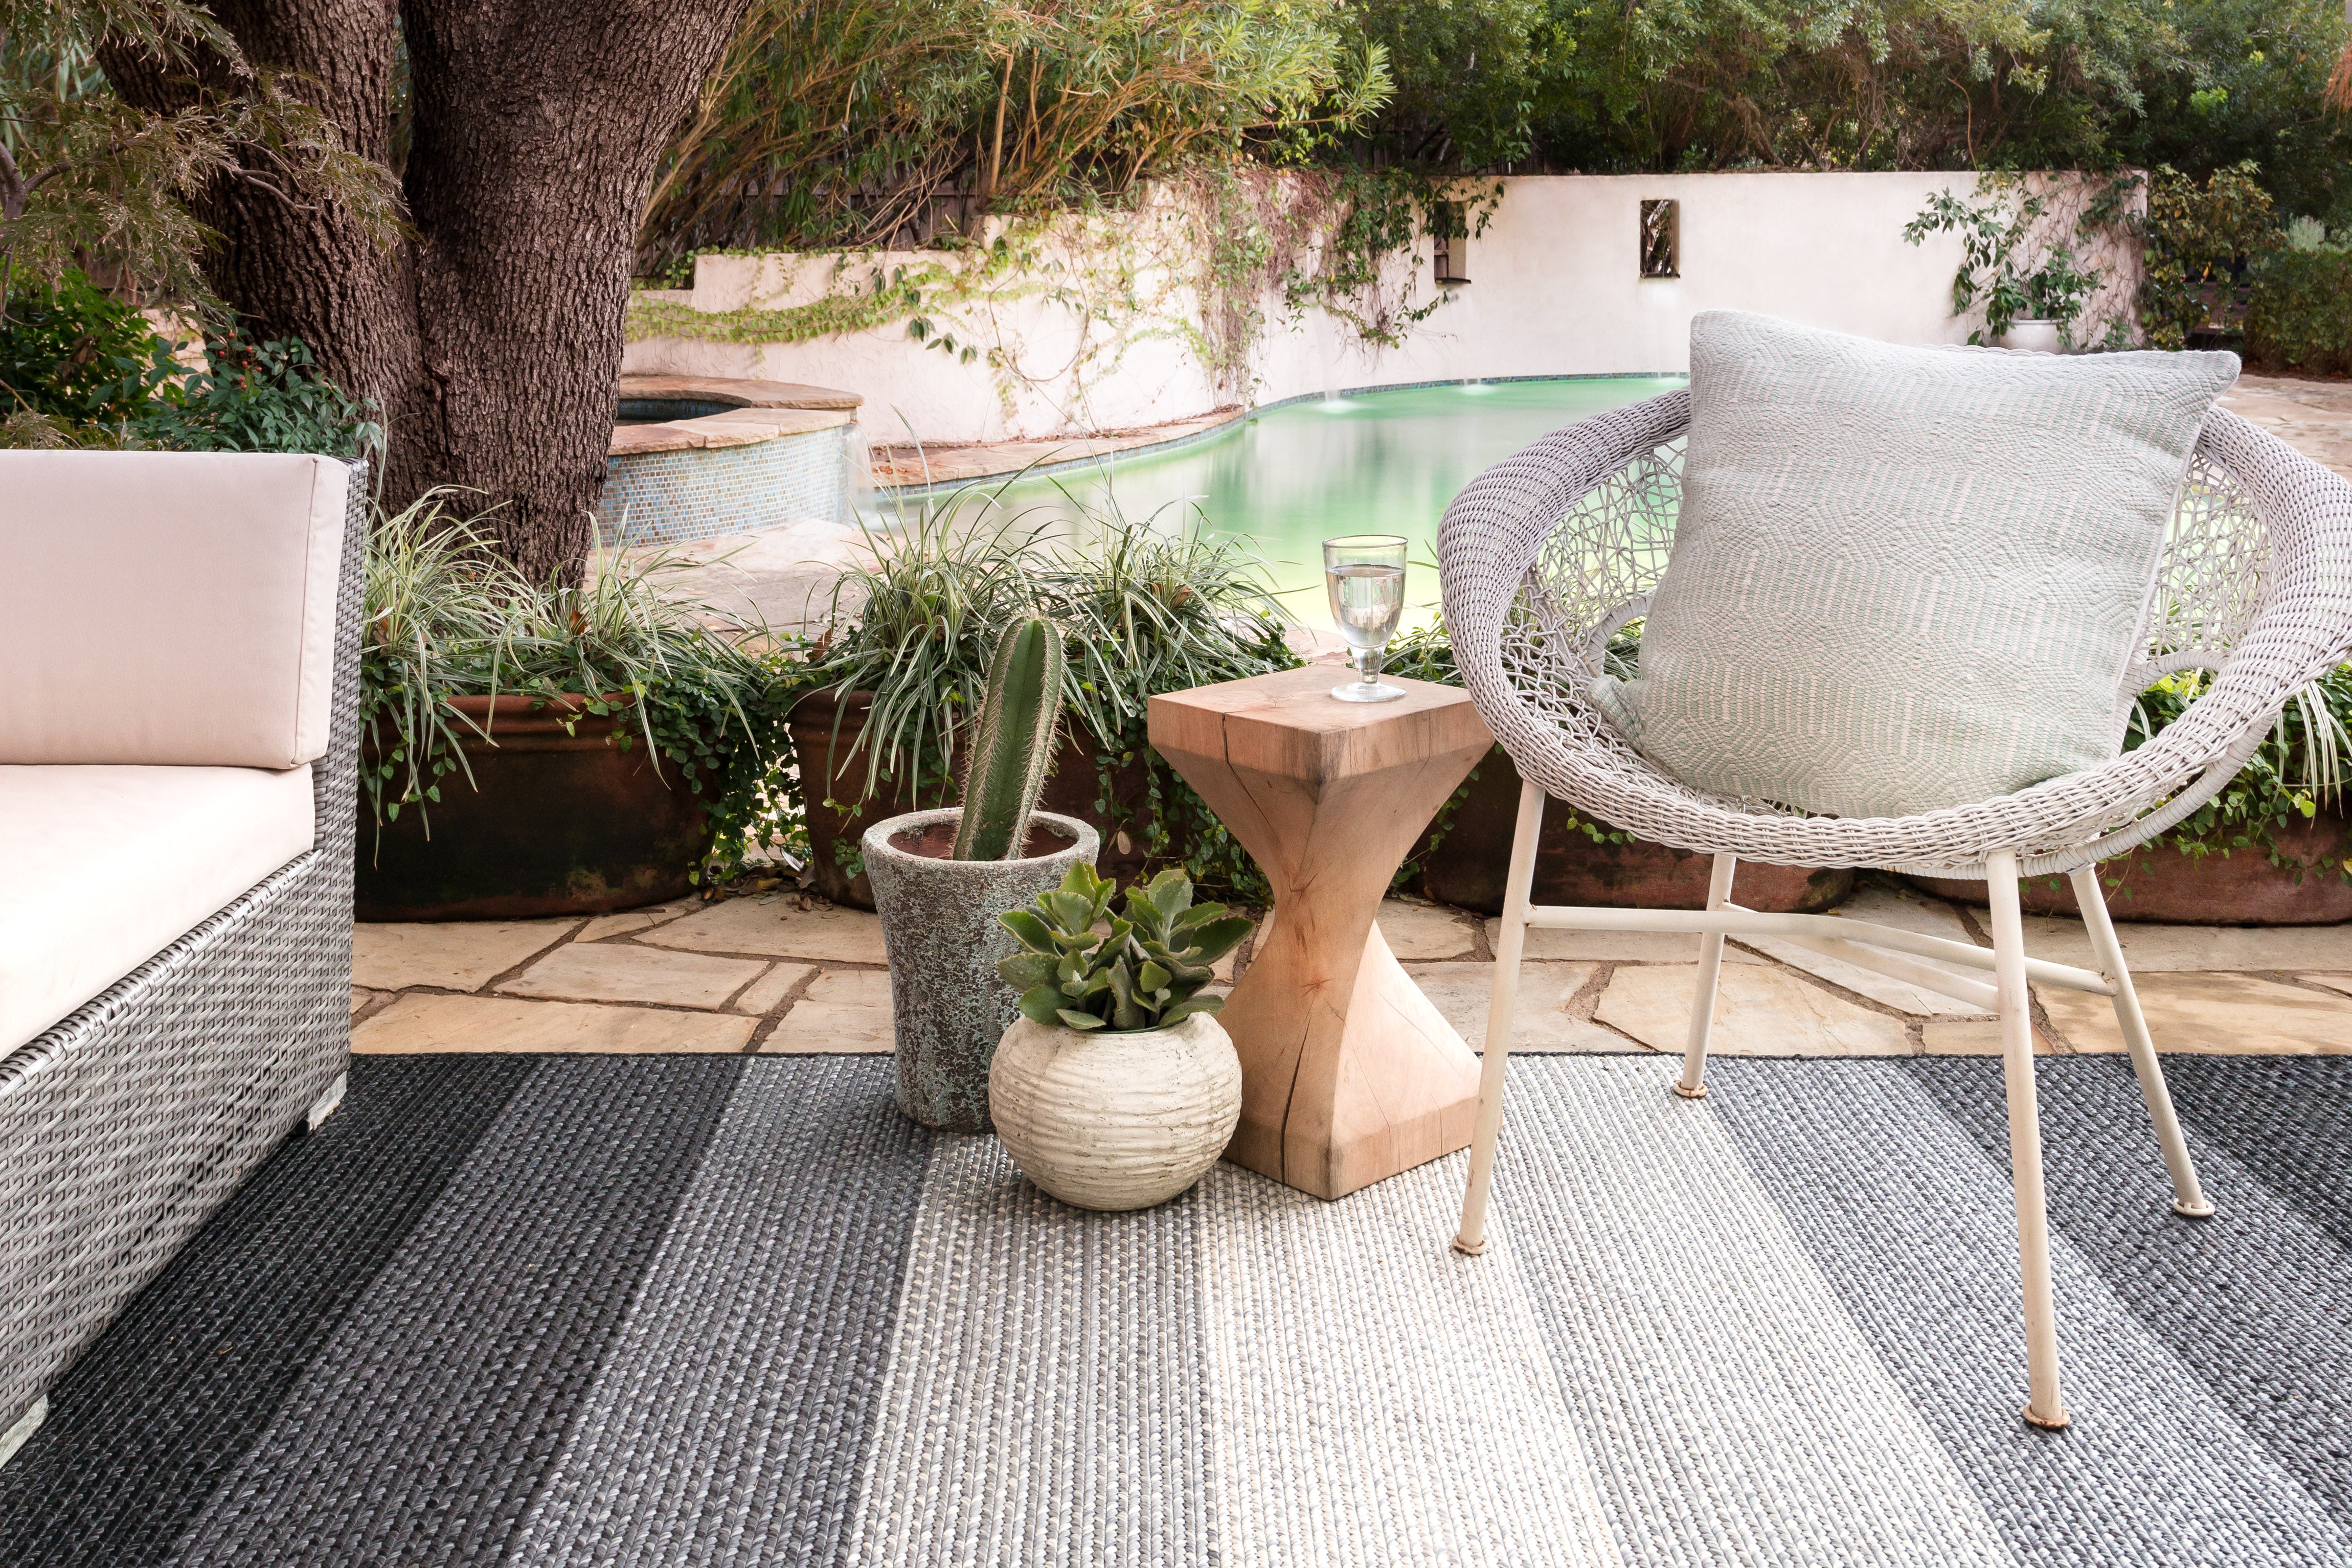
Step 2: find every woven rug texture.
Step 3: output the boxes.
[1,1053,2346,1567]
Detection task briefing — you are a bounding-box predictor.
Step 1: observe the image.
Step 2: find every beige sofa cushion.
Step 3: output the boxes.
[0,452,348,767]
[0,764,316,1055]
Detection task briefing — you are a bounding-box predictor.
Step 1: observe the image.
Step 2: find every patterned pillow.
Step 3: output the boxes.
[1588,310,2237,819]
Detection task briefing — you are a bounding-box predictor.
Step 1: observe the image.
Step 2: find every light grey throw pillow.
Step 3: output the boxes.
[1588,310,2237,819]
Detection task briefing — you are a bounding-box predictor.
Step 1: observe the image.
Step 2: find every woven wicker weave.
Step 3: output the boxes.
[1438,391,2352,878]
[0,464,364,1434]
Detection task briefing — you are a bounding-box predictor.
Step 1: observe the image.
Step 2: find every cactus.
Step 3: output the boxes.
[952,613,1067,860]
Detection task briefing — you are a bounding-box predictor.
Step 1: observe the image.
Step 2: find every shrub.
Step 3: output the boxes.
[0,270,172,427]
[137,326,381,457]
[2139,163,2278,351]
[2245,246,2352,374]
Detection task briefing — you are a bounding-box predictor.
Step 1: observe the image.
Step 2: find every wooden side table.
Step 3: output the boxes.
[1149,666,1495,1200]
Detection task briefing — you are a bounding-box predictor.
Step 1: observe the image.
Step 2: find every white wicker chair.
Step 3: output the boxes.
[1437,388,2352,1429]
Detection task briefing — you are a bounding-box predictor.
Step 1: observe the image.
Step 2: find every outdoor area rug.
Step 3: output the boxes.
[2,1051,2347,1567]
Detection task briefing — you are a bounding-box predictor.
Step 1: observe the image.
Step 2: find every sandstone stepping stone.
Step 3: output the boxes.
[1738,886,1989,1019]
[761,968,892,1053]
[2016,915,2352,974]
[576,898,702,942]
[1597,964,1909,1057]
[498,944,768,1011]
[354,994,754,1054]
[1487,921,1766,965]
[1919,1018,2057,1055]
[2037,972,2352,1054]
[733,963,815,1015]
[1406,961,1625,1052]
[641,896,887,963]
[352,920,577,993]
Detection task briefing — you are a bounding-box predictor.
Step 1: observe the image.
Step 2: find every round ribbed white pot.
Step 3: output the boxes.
[988,1011,1241,1212]
[2000,319,2063,354]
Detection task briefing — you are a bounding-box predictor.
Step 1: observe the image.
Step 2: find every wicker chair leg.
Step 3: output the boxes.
[2066,868,2214,1219]
[0,1393,46,1471]
[1986,849,2070,1431]
[1673,854,1739,1100]
[1455,780,1547,1257]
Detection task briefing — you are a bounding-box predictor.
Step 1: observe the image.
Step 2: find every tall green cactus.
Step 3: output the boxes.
[952,613,1066,860]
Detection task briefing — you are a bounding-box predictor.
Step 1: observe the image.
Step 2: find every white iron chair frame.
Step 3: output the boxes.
[1438,391,2352,1431]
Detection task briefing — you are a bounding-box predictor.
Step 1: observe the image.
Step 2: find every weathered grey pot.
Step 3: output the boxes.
[863,807,1098,1132]
[989,1011,1242,1211]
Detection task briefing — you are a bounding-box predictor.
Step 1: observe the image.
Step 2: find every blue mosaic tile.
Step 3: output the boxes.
[597,424,852,547]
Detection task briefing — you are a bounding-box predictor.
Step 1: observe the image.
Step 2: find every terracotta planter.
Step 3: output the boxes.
[1416,745,1856,915]
[790,687,1165,908]
[989,1010,1242,1211]
[1905,813,2352,925]
[863,807,1098,1133]
[356,695,711,921]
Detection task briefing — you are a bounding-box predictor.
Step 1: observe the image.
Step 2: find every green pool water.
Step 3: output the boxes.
[962,376,1686,626]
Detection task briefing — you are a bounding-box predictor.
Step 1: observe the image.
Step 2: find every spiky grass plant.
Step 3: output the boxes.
[952,612,1067,860]
[360,491,808,878]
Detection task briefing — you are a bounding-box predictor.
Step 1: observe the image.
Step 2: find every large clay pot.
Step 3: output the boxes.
[357,695,711,920]
[989,1010,1242,1211]
[791,687,1165,908]
[863,807,1098,1132]
[1416,745,1855,915]
[1906,812,2352,925]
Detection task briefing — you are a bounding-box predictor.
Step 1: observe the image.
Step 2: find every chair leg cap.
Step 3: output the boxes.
[2022,1405,2071,1431]
[2172,1198,2216,1220]
[1671,1082,1709,1101]
[1451,1235,1488,1257]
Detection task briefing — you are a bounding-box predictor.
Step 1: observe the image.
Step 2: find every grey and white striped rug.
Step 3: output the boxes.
[3,1052,2346,1566]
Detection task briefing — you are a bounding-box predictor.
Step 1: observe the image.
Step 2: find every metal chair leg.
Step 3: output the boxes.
[1986,849,2070,1430]
[1673,854,1738,1100]
[2068,867,2213,1218]
[1455,780,1546,1257]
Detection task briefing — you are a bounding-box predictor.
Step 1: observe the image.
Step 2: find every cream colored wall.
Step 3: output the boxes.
[623,171,2138,445]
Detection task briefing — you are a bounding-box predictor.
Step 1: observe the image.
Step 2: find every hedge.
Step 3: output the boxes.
[2245,249,2352,375]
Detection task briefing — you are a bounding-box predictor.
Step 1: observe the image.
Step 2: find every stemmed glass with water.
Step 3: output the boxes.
[1323,534,1409,702]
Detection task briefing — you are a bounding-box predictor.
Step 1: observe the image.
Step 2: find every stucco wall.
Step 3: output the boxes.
[623,171,2142,446]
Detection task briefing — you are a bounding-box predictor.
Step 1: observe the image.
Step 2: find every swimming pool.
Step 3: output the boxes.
[967,376,1686,624]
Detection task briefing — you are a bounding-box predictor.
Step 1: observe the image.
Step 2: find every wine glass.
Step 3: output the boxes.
[1323,535,1408,703]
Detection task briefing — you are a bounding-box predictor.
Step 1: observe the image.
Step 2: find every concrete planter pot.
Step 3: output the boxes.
[989,1010,1242,1211]
[863,807,1098,1132]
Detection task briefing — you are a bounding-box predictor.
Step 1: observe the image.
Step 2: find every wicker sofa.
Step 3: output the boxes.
[0,453,365,1466]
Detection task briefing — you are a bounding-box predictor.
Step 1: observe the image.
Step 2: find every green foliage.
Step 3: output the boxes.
[641,0,1388,267]
[132,325,379,456]
[2245,244,2352,373]
[0,267,167,424]
[998,864,1250,1031]
[1902,176,2111,344]
[1340,0,1558,169]
[0,0,400,316]
[360,491,811,882]
[2138,162,2278,350]
[0,272,376,453]
[2124,666,2352,881]
[954,613,1068,860]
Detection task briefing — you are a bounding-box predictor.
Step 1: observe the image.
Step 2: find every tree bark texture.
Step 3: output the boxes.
[105,0,753,581]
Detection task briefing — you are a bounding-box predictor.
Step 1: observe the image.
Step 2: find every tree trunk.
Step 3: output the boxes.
[104,0,753,582]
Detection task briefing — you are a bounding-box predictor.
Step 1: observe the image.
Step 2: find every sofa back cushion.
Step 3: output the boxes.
[1586,311,2237,819]
[0,451,349,768]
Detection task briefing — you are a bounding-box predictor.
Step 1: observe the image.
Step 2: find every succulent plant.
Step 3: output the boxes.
[953,611,1067,861]
[997,865,1253,1032]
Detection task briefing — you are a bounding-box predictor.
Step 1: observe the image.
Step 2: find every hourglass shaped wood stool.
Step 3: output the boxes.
[1150,666,1495,1199]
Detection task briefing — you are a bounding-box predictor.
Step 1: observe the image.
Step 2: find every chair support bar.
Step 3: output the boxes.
[1520,904,2115,997]
[1750,927,2002,1013]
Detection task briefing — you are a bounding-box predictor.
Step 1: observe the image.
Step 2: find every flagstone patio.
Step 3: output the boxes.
[352,879,2352,1060]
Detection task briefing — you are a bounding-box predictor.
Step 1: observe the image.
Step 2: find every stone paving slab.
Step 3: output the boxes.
[2016,916,2352,973]
[640,895,890,963]
[1489,922,1769,965]
[759,968,892,1053]
[1406,960,1621,1051]
[2037,973,2352,1055]
[497,944,770,1011]
[1598,964,1912,1057]
[733,962,815,1015]
[354,993,757,1054]
[1736,887,1991,1019]
[352,920,579,993]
